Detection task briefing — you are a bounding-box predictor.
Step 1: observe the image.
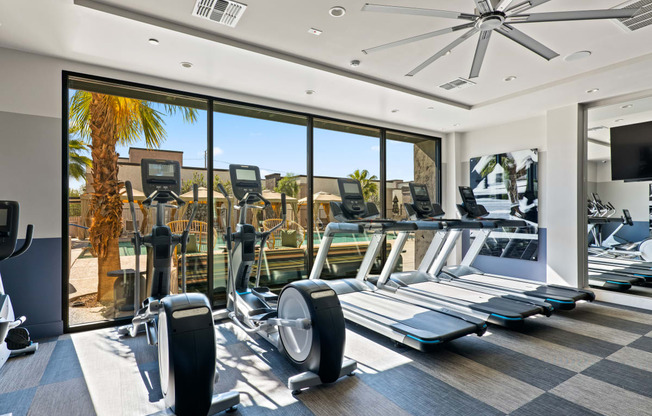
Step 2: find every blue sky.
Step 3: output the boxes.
[69,101,414,189]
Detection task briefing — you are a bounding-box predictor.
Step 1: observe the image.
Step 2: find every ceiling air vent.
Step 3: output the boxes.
[614,0,652,31]
[192,0,247,28]
[439,77,476,91]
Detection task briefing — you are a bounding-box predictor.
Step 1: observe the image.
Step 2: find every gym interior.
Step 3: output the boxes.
[1,1,652,415]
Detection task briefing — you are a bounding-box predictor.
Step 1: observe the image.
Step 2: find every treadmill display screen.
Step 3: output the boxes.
[414,185,428,197]
[236,168,258,182]
[343,182,360,195]
[461,187,475,203]
[148,163,176,178]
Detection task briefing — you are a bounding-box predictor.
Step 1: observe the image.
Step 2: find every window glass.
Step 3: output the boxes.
[212,103,308,308]
[67,79,208,327]
[313,119,381,278]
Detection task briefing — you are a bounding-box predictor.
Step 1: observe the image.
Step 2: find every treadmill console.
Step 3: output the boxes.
[141,159,181,197]
[458,186,489,218]
[408,183,444,218]
[229,164,262,201]
[0,201,18,260]
[337,178,367,218]
[623,209,633,226]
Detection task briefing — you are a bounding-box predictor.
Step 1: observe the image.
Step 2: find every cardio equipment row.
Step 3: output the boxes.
[307,179,594,351]
[97,159,595,415]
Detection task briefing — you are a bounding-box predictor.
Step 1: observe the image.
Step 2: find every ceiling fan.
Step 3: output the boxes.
[361,0,640,79]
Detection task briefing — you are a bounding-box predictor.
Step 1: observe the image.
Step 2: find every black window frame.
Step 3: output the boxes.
[61,70,441,332]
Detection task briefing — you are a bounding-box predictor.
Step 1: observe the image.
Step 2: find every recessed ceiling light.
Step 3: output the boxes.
[586,88,599,94]
[564,50,592,62]
[308,28,322,36]
[427,106,434,110]
[148,38,159,45]
[444,50,452,56]
[615,118,624,122]
[621,104,633,109]
[453,123,460,127]
[305,89,316,95]
[329,6,346,17]
[391,109,399,113]
[180,61,193,68]
[504,75,517,82]
[350,60,361,67]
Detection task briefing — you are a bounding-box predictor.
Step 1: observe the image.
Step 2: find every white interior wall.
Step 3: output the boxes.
[442,107,584,287]
[594,162,649,221]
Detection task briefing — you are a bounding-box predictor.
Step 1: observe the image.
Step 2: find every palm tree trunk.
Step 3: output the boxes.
[88,93,123,303]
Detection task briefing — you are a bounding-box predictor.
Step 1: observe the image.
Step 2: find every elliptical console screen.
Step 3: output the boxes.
[0,203,15,236]
[0,208,8,234]
[236,168,258,182]
[141,159,181,196]
[148,163,176,178]
[230,164,262,200]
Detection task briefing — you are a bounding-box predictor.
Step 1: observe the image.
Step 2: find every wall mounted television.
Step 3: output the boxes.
[611,121,652,182]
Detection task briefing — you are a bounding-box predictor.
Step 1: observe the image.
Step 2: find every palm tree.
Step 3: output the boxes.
[69,92,197,302]
[69,139,92,181]
[348,169,378,201]
[274,173,299,198]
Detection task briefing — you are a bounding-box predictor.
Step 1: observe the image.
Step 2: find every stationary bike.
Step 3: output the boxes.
[216,164,356,394]
[119,159,239,416]
[0,201,38,371]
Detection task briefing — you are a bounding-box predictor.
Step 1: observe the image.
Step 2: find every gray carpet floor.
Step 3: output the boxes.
[1,301,652,416]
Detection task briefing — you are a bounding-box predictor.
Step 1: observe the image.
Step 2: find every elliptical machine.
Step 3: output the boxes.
[119,159,239,416]
[216,164,356,394]
[0,201,38,371]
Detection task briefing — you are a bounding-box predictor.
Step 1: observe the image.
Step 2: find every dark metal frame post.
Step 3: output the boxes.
[207,100,215,304]
[306,116,314,274]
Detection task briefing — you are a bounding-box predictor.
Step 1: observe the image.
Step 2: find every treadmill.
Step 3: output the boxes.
[395,185,594,310]
[308,178,487,351]
[311,179,546,331]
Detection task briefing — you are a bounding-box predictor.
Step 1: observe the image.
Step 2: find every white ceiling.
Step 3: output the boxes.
[588,94,652,161]
[1,0,652,133]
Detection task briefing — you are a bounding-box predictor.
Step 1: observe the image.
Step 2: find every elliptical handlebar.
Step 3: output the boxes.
[10,224,33,259]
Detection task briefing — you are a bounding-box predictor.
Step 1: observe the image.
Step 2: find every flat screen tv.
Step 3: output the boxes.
[611,121,652,181]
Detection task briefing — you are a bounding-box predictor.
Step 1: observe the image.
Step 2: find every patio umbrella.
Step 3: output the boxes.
[262,190,298,221]
[298,192,341,227]
[179,187,228,203]
[119,187,146,202]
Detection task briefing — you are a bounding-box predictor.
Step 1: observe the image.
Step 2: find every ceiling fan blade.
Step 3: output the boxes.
[406,28,480,77]
[469,30,492,79]
[508,8,640,23]
[363,23,475,55]
[506,0,551,14]
[362,4,476,20]
[496,24,558,60]
[495,0,515,13]
[474,0,493,14]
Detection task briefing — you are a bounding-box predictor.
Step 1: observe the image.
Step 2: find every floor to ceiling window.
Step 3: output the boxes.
[211,103,308,308]
[66,77,208,328]
[313,119,382,279]
[385,131,440,272]
[63,73,441,330]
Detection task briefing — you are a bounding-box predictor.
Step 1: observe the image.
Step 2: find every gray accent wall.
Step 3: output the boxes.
[0,110,63,338]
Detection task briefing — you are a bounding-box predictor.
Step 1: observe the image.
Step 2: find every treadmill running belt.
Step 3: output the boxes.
[338,291,480,341]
